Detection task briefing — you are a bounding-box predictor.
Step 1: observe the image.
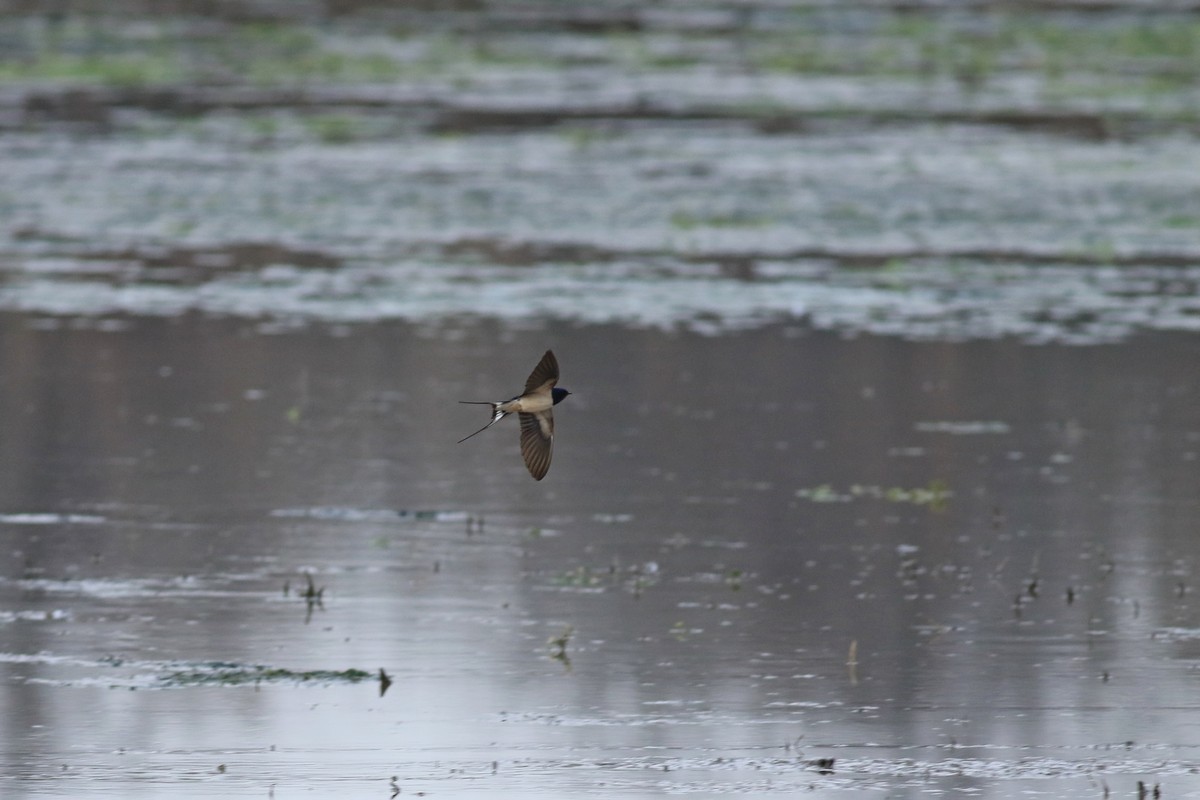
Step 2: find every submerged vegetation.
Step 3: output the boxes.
[797,480,952,511]
[754,14,1200,88]
[0,8,1197,103]
[161,662,373,687]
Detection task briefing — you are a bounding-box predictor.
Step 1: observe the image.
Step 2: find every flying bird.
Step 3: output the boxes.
[458,350,571,480]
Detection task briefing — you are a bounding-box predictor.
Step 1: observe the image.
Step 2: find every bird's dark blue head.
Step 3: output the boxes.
[552,387,571,405]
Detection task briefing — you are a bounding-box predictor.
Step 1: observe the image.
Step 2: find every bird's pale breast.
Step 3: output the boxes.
[510,394,553,413]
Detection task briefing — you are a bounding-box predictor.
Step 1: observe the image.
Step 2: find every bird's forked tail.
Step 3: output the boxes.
[457,401,508,444]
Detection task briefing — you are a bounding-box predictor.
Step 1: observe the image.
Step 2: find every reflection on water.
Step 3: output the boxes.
[2,316,1199,797]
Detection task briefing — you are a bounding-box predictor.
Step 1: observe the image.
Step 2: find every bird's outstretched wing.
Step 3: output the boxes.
[523,350,559,395]
[519,410,554,480]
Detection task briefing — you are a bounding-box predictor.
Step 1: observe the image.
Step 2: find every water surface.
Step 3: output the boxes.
[3,2,1200,797]
[2,318,1200,798]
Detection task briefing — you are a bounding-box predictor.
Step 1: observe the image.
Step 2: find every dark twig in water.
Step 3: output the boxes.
[809,757,836,774]
[301,572,325,624]
[726,568,743,591]
[549,626,574,670]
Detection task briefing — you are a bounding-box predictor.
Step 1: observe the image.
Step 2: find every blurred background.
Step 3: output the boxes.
[2,0,1200,338]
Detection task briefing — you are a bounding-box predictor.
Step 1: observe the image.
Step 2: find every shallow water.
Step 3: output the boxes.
[2,318,1200,798]
[5,10,1200,344]
[4,2,1200,797]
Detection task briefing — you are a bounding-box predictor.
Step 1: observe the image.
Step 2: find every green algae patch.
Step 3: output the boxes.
[160,662,373,688]
[796,480,952,511]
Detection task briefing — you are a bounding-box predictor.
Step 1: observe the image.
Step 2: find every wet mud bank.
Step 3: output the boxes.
[8,83,1195,142]
[2,4,1198,347]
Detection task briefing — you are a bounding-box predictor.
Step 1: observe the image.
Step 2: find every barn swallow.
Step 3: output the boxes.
[458,350,571,480]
